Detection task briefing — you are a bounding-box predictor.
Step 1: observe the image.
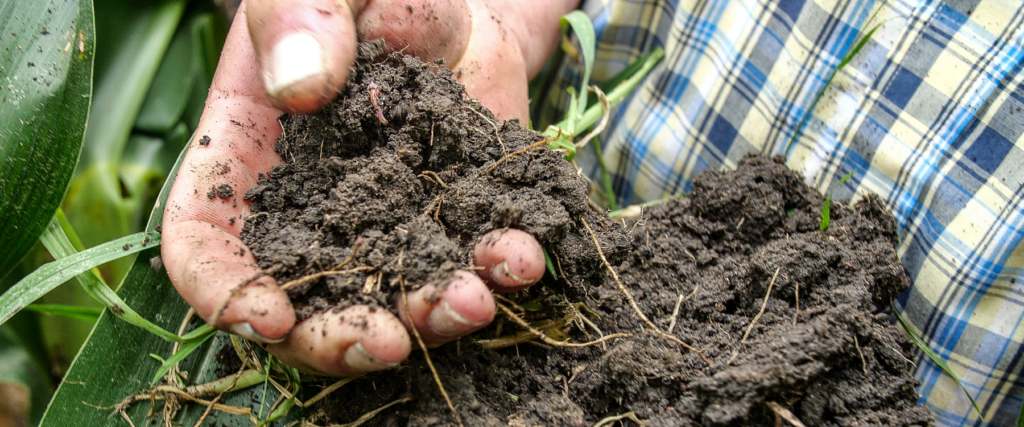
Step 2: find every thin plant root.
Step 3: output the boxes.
[766,401,807,427]
[279,266,377,291]
[494,303,632,348]
[667,283,699,333]
[399,278,464,427]
[728,267,781,364]
[580,217,711,365]
[298,396,412,427]
[593,411,649,427]
[192,358,249,427]
[484,137,554,174]
[854,335,867,373]
[575,86,611,149]
[300,376,362,408]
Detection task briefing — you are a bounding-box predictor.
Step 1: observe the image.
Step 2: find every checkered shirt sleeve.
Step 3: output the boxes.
[535,0,1024,425]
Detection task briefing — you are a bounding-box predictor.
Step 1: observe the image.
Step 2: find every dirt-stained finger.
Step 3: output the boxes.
[246,0,361,114]
[473,229,545,292]
[396,270,495,346]
[266,305,411,376]
[162,4,293,343]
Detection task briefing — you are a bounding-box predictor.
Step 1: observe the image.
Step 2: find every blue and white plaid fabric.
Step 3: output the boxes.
[538,0,1024,425]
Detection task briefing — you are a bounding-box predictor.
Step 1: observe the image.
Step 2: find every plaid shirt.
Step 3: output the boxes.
[538,0,1024,425]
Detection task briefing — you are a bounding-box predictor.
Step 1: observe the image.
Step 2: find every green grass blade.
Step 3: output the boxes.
[592,137,619,211]
[0,229,158,326]
[785,23,883,156]
[894,308,983,419]
[542,248,558,280]
[549,47,665,139]
[22,305,102,322]
[150,327,216,383]
[820,170,855,231]
[560,10,596,134]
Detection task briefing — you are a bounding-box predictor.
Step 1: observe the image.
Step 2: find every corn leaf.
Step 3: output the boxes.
[0,0,95,276]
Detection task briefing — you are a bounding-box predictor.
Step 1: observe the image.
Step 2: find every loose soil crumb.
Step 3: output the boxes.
[240,41,929,426]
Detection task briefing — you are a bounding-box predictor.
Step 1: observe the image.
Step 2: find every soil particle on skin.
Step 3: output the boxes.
[209,184,233,199]
[239,40,928,426]
[198,135,211,146]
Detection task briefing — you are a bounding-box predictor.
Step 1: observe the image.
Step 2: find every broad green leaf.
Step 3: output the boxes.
[0,0,96,276]
[63,0,186,284]
[0,231,159,326]
[135,11,199,134]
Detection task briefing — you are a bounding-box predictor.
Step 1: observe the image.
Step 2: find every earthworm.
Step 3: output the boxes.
[368,82,388,124]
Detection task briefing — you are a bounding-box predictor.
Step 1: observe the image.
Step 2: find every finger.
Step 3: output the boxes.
[396,270,495,347]
[246,0,360,114]
[473,229,545,292]
[267,305,411,376]
[355,0,470,65]
[162,3,293,342]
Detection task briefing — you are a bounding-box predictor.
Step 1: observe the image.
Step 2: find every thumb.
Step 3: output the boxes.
[246,0,361,114]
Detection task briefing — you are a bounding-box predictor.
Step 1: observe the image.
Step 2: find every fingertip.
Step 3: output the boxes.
[473,229,545,292]
[219,277,296,342]
[247,0,356,114]
[398,271,495,345]
[268,306,411,376]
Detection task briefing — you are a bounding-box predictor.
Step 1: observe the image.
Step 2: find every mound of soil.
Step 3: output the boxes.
[241,41,931,426]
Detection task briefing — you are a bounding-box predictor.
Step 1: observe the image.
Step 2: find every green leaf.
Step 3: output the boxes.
[559,10,596,135]
[542,247,558,280]
[0,0,96,276]
[0,230,159,326]
[22,304,102,322]
[894,308,983,419]
[150,325,216,383]
[820,170,855,231]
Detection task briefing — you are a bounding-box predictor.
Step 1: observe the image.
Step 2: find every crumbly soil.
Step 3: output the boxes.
[241,41,931,426]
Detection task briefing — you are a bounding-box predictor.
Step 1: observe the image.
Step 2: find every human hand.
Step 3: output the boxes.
[161,0,577,376]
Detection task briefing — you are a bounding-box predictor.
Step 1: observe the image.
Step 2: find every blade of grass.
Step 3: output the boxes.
[22,305,102,322]
[820,170,855,231]
[784,23,883,156]
[0,228,159,326]
[592,136,618,211]
[37,216,192,343]
[559,10,596,136]
[542,248,558,280]
[150,327,216,383]
[893,307,983,419]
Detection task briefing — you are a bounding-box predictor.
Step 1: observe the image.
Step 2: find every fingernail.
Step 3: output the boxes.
[492,261,534,286]
[264,32,324,97]
[344,342,400,373]
[229,321,285,344]
[428,300,487,337]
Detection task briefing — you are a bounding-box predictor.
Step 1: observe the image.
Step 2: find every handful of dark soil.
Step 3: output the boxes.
[242,41,931,426]
[241,41,626,319]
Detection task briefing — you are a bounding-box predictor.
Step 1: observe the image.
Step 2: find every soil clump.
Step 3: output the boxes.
[241,41,931,426]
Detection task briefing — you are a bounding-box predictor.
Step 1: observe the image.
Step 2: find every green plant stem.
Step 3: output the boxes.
[548,47,665,139]
[592,137,618,211]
